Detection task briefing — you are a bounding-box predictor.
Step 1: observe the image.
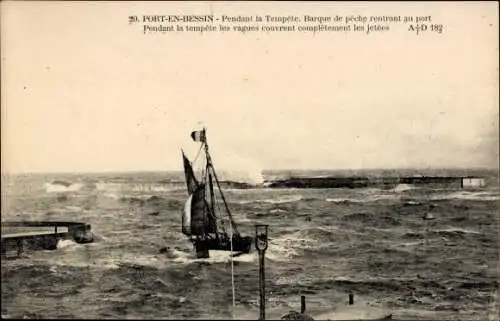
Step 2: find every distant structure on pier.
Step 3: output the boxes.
[461,177,486,188]
[266,175,487,189]
[400,176,486,189]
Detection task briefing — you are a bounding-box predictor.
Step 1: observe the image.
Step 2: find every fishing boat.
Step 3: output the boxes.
[181,128,253,258]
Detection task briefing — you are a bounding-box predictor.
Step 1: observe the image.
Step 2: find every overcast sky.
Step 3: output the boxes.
[1,1,498,173]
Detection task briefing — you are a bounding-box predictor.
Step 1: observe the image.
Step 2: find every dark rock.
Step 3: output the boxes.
[51,180,72,187]
[57,194,69,202]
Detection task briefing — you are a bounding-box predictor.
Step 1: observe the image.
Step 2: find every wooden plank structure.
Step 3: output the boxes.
[1,221,94,257]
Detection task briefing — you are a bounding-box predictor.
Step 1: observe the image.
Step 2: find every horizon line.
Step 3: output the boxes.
[2,165,499,176]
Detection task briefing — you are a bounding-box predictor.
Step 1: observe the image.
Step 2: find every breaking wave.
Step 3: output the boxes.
[46,206,86,215]
[431,191,499,201]
[169,231,321,265]
[213,154,265,185]
[266,231,319,261]
[235,194,304,205]
[326,194,398,203]
[326,198,363,204]
[56,239,78,249]
[171,249,257,265]
[131,184,185,193]
[391,184,415,192]
[44,181,83,193]
[218,171,264,185]
[95,181,185,193]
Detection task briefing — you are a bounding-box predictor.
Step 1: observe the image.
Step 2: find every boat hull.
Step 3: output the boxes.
[193,234,253,258]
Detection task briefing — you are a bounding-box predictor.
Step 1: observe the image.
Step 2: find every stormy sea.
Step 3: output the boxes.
[1,169,499,320]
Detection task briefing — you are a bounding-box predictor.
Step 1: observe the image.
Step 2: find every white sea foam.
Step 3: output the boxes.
[264,231,319,261]
[131,184,184,192]
[45,206,86,215]
[226,187,275,194]
[391,184,415,192]
[326,194,397,203]
[65,206,84,212]
[236,194,304,205]
[104,193,121,200]
[171,249,257,264]
[167,241,304,264]
[399,241,424,248]
[431,191,499,201]
[94,254,170,270]
[57,239,78,249]
[219,171,264,185]
[264,195,303,204]
[438,227,481,235]
[233,215,253,223]
[44,182,83,193]
[97,181,185,195]
[326,198,362,203]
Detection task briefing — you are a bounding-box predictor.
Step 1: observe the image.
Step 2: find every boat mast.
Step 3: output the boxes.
[203,130,240,236]
[206,153,220,240]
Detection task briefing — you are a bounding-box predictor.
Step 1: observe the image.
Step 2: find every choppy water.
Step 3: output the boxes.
[1,170,499,320]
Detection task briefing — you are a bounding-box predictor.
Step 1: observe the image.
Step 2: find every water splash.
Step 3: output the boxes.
[44,182,83,193]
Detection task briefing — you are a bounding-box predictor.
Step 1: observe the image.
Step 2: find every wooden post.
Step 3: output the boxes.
[301,295,306,313]
[255,224,269,321]
[259,251,265,320]
[425,221,429,247]
[349,293,354,305]
[1,241,7,258]
[16,239,23,257]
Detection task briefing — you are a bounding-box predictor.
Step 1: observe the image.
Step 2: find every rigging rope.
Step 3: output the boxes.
[229,215,236,319]
[213,193,226,234]
[212,167,235,317]
[211,167,227,234]
[192,143,204,163]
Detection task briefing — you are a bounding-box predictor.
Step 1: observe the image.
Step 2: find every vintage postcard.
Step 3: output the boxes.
[1,1,498,320]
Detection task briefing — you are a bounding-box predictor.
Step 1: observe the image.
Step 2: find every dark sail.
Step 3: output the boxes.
[182,151,199,195]
[189,184,216,235]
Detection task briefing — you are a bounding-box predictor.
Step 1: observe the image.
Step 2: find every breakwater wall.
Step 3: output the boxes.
[264,176,485,189]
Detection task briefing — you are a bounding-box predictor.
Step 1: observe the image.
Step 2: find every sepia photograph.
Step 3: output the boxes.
[1,1,498,320]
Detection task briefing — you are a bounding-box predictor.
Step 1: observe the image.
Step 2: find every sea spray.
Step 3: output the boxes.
[209,151,265,185]
[431,190,499,201]
[44,182,83,193]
